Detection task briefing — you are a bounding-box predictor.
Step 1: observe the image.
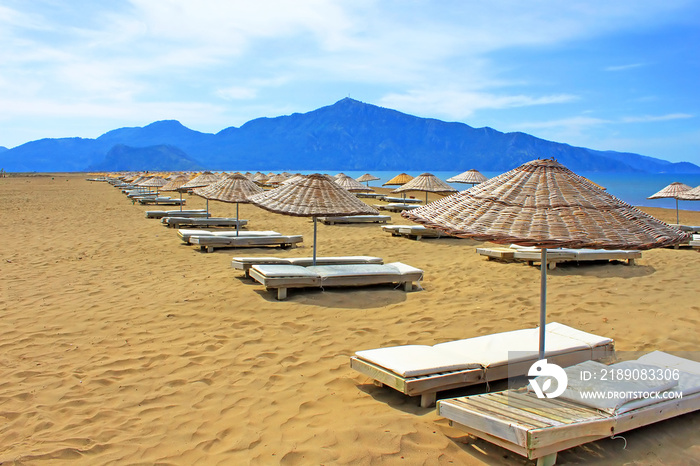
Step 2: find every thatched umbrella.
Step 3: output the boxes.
[447,169,488,186]
[180,171,221,213]
[383,173,414,203]
[648,182,693,225]
[192,173,263,235]
[335,174,374,193]
[161,174,190,211]
[137,176,167,194]
[266,173,288,186]
[391,172,457,204]
[249,173,379,265]
[404,158,689,358]
[356,173,380,187]
[678,185,700,200]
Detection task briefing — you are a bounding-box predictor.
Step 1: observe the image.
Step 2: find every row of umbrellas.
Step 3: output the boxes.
[115,160,691,360]
[648,181,700,224]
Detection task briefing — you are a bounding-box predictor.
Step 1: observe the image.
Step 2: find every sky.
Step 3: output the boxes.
[1,0,699,165]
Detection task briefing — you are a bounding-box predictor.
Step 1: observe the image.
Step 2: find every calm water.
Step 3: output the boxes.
[271,170,700,213]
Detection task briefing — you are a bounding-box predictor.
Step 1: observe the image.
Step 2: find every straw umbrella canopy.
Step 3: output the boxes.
[383,173,414,186]
[356,173,380,187]
[161,175,190,211]
[180,171,221,213]
[335,174,374,193]
[266,173,288,186]
[191,173,264,235]
[383,173,414,202]
[137,176,167,193]
[447,169,488,186]
[648,182,693,225]
[249,173,379,264]
[403,158,689,358]
[678,185,700,200]
[391,172,457,203]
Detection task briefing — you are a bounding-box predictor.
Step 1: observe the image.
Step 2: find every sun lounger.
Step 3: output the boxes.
[396,225,453,240]
[375,203,421,212]
[231,256,384,277]
[476,246,518,261]
[355,193,386,199]
[381,225,405,236]
[178,229,281,243]
[437,351,700,465]
[145,209,209,219]
[513,247,641,269]
[350,323,614,408]
[477,245,641,269]
[190,234,303,253]
[162,217,248,228]
[383,197,422,204]
[669,224,700,234]
[136,197,185,206]
[249,262,423,300]
[382,225,454,240]
[318,215,391,225]
[690,234,700,249]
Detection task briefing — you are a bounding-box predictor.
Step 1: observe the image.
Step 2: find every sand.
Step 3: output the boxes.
[1,174,699,465]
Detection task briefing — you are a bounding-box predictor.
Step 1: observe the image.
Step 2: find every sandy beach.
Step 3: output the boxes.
[1,174,699,465]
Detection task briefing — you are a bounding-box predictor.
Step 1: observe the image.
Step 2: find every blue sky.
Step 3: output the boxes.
[1,0,699,164]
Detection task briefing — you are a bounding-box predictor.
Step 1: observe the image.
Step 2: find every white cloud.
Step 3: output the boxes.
[215,86,257,100]
[380,90,578,120]
[621,113,694,123]
[605,63,647,72]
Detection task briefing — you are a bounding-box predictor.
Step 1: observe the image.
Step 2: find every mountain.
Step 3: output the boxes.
[88,144,204,171]
[1,98,698,173]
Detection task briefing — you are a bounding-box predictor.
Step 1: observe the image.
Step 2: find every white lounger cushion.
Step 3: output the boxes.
[537,353,700,414]
[252,265,320,278]
[179,230,280,238]
[355,322,611,378]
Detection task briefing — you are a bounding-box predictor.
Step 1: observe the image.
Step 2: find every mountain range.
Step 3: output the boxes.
[1,98,698,173]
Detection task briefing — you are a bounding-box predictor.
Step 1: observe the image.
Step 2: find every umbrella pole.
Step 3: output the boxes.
[313,217,318,266]
[539,248,547,360]
[676,198,679,225]
[236,203,240,237]
[206,198,209,215]
[179,191,183,211]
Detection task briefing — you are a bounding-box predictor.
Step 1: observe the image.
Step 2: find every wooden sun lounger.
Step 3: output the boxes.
[249,262,423,300]
[514,248,641,269]
[477,246,641,269]
[375,203,421,212]
[383,197,422,204]
[318,215,391,225]
[476,247,518,261]
[231,256,384,277]
[690,234,700,249]
[438,352,700,465]
[178,230,281,244]
[350,323,615,408]
[396,225,453,240]
[355,193,386,199]
[136,197,185,206]
[145,209,209,219]
[190,234,302,253]
[669,224,700,234]
[162,217,248,228]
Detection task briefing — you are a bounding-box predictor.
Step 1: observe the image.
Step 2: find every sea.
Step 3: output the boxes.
[258,170,700,212]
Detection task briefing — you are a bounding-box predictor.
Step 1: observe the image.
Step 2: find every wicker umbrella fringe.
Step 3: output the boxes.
[249,174,379,217]
[403,159,690,250]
